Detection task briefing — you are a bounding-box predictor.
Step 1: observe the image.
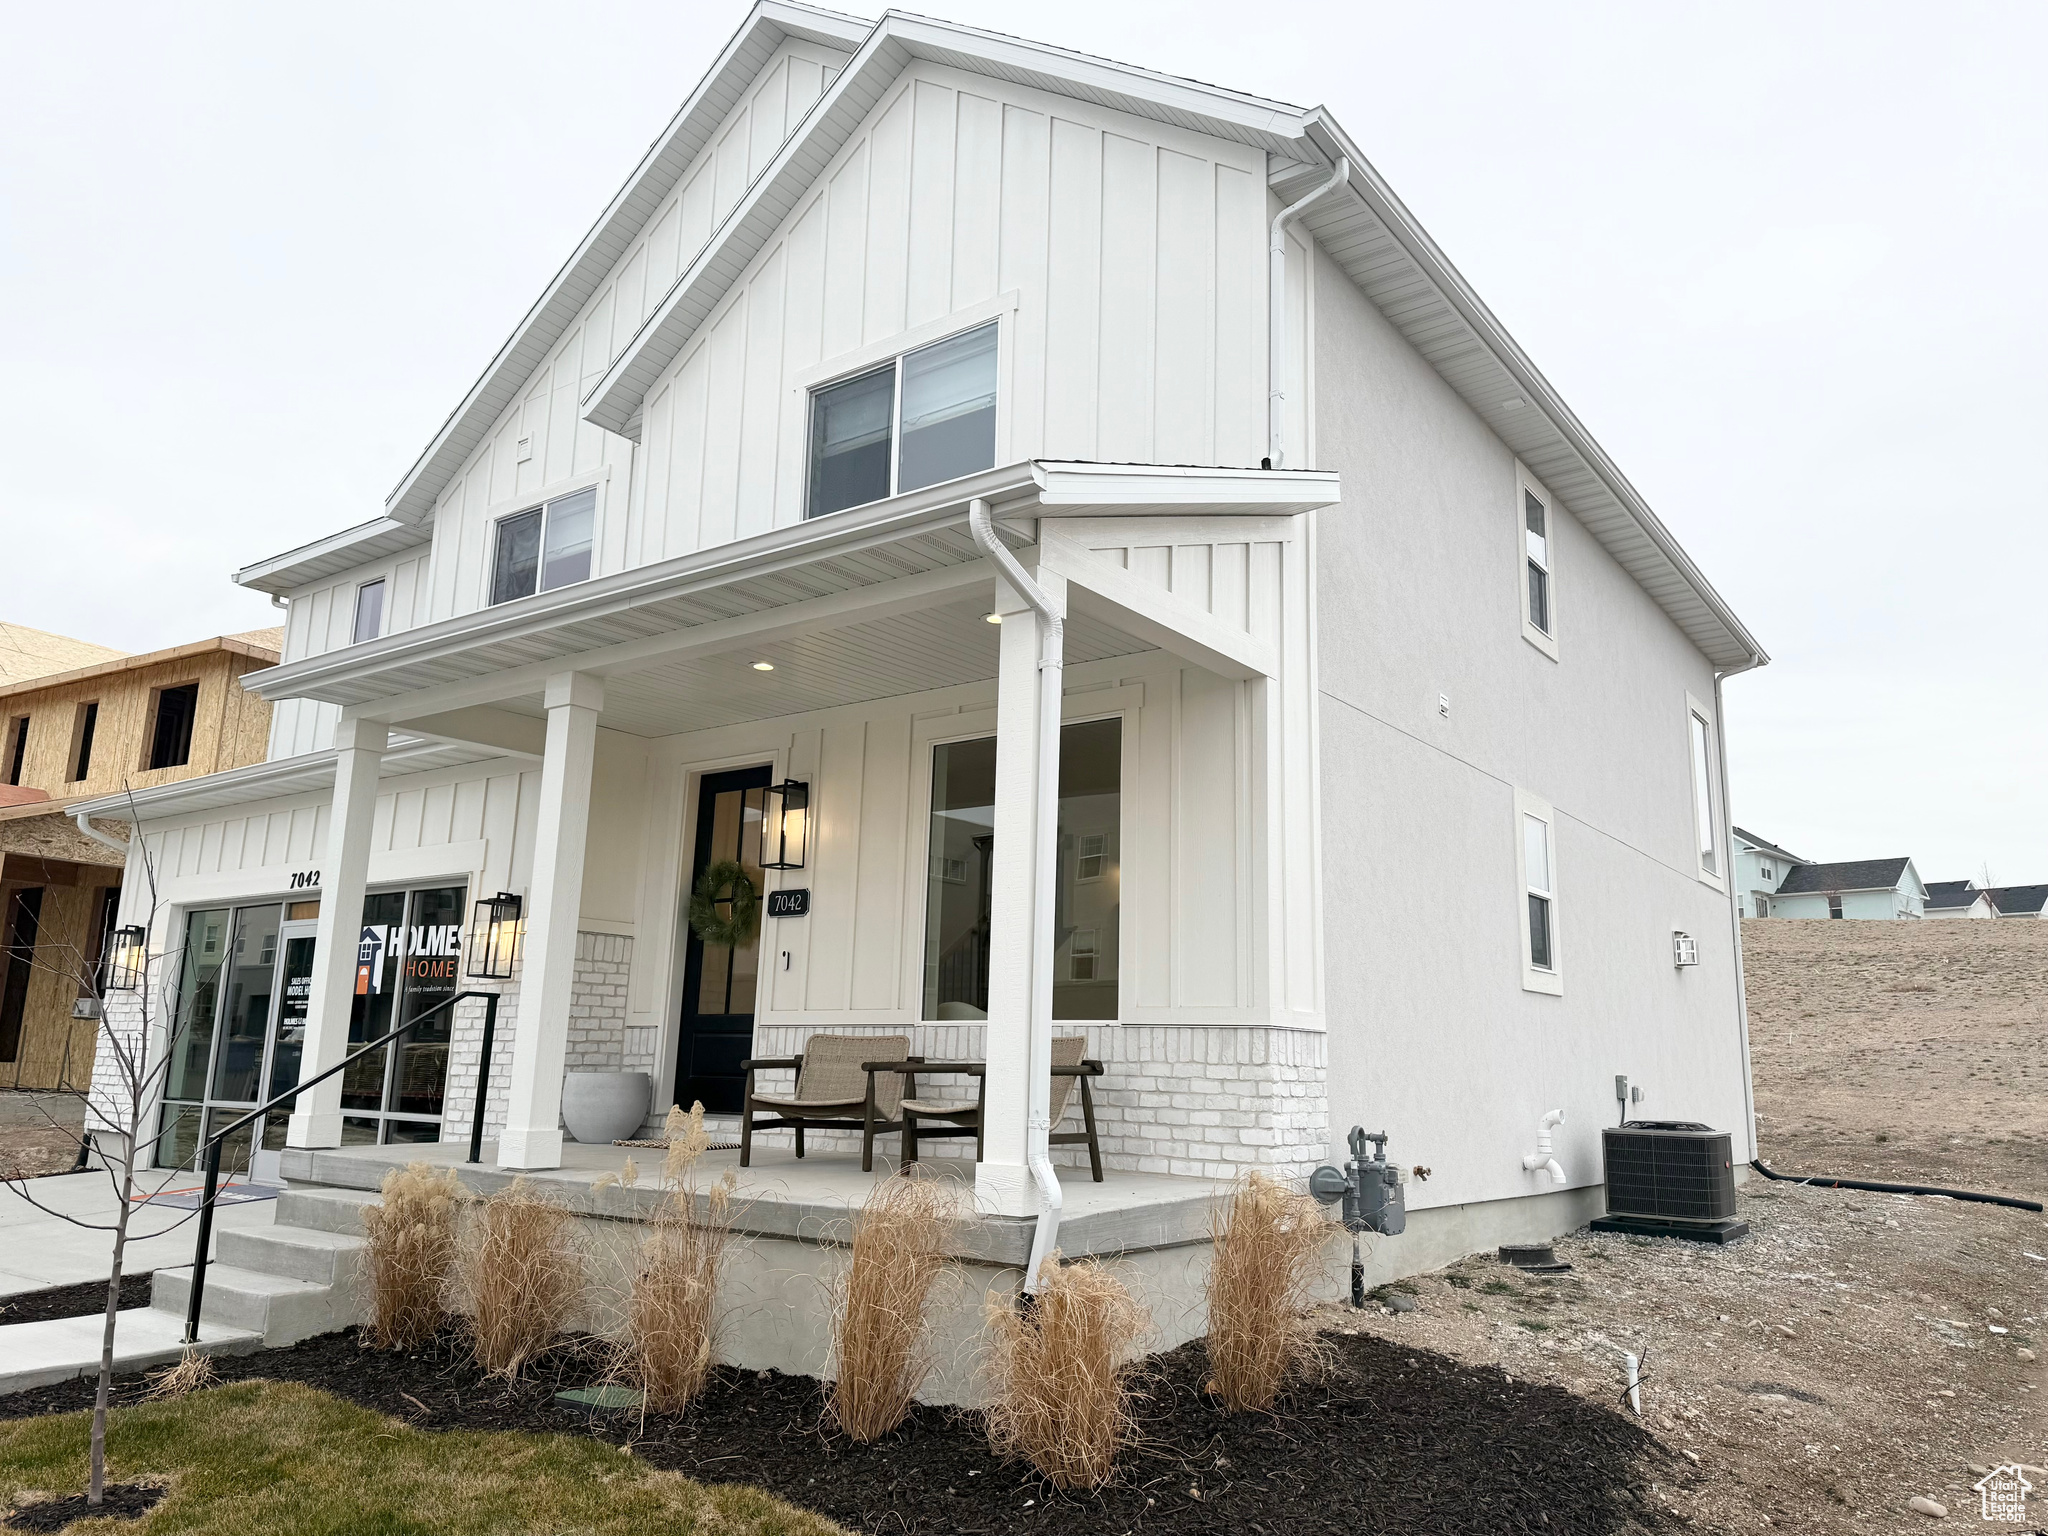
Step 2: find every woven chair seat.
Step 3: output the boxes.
[749,1092,865,1113]
[900,1097,979,1117]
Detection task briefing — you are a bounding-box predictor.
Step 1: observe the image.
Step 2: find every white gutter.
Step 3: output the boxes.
[1267,157,1349,469]
[70,809,131,857]
[966,497,1065,1295]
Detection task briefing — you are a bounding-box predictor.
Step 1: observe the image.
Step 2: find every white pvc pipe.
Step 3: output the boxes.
[966,497,1066,1294]
[1522,1107,1566,1185]
[1267,157,1350,469]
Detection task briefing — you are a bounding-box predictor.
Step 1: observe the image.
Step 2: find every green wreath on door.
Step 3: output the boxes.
[688,859,760,948]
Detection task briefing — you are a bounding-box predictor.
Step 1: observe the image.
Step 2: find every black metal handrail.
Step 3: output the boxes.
[181,988,501,1344]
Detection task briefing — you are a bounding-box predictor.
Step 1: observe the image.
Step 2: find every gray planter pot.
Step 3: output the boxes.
[561,1071,651,1145]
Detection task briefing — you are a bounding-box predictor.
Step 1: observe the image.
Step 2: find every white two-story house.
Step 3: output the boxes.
[82,1,1766,1258]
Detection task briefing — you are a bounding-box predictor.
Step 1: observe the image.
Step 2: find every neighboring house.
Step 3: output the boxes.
[1731,827,1805,917]
[0,624,126,688]
[78,1,1765,1265]
[1923,879,1998,920]
[1767,857,1927,920]
[0,629,281,1088]
[1987,885,2048,920]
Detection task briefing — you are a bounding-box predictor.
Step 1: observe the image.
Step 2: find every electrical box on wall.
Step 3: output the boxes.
[1672,931,1698,967]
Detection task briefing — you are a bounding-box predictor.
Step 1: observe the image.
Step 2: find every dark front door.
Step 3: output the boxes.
[676,765,771,1114]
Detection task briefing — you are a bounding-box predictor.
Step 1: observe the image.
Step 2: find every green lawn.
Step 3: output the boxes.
[0,1380,846,1535]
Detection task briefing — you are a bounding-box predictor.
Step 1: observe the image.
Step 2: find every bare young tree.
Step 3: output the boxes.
[1,795,232,1508]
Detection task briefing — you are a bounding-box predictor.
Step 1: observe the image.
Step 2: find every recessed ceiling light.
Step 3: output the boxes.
[983,612,1002,624]
[752,661,775,671]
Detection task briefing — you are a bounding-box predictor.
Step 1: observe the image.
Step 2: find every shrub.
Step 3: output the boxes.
[1204,1172,1335,1412]
[616,1104,737,1412]
[830,1173,960,1441]
[359,1161,465,1350]
[984,1255,1148,1489]
[457,1177,580,1378]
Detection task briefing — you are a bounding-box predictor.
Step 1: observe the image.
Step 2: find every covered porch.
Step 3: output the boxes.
[248,460,1336,1219]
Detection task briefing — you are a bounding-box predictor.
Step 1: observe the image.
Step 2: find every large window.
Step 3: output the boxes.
[146,683,199,770]
[1688,706,1720,880]
[921,716,1121,1021]
[808,321,998,519]
[490,486,596,605]
[1515,788,1562,994]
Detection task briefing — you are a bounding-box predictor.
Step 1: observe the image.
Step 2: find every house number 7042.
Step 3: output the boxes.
[289,870,322,890]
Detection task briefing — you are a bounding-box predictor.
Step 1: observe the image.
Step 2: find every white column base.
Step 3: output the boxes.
[975,1159,1036,1217]
[284,1108,343,1150]
[497,1125,564,1170]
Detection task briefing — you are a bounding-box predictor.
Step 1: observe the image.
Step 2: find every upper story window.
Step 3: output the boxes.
[146,683,199,770]
[352,579,386,644]
[1523,488,1554,639]
[807,321,998,520]
[4,716,27,786]
[69,702,98,782]
[1687,697,1722,886]
[490,486,595,606]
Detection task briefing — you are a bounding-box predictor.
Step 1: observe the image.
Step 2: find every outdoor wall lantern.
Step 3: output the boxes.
[104,925,149,992]
[466,891,524,979]
[759,779,810,870]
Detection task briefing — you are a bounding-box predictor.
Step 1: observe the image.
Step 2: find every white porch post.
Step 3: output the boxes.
[976,561,1066,1219]
[498,671,603,1170]
[286,716,387,1148]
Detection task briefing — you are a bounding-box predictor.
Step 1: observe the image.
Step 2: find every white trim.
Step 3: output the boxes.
[1514,786,1562,996]
[1685,691,1726,892]
[1516,462,1559,661]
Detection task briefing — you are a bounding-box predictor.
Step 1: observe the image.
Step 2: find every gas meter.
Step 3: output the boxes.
[1310,1127,1406,1307]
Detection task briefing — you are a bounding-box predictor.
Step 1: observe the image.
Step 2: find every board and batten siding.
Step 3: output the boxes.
[418,39,850,623]
[270,550,433,758]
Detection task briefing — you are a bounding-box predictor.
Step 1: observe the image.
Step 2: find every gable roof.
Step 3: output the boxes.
[1732,827,1806,864]
[1924,879,1975,899]
[1987,884,2048,916]
[1925,884,1990,911]
[1774,857,1913,896]
[0,632,284,704]
[0,624,126,686]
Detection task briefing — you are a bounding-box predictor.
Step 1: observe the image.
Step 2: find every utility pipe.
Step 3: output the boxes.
[71,809,131,857]
[1267,157,1350,470]
[1749,1159,2042,1213]
[1522,1107,1566,1185]
[966,497,1066,1294]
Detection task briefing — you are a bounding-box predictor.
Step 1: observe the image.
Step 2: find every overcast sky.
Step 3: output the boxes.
[2,1,2042,881]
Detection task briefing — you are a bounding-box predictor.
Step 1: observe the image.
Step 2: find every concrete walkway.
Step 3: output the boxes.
[1,1311,260,1394]
[0,1168,277,1297]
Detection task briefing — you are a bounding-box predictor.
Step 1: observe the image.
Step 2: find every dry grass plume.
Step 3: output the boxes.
[359,1161,466,1349]
[984,1254,1148,1489]
[143,1346,217,1400]
[1204,1171,1335,1412]
[456,1177,580,1378]
[829,1173,960,1441]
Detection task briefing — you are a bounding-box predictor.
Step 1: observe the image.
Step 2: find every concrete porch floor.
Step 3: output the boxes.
[279,1138,1229,1268]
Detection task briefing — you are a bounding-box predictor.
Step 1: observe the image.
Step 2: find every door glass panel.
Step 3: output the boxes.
[210,905,281,1103]
[205,1107,257,1180]
[266,932,317,1099]
[390,886,464,1118]
[157,1103,202,1170]
[385,1119,441,1145]
[164,908,229,1103]
[341,1116,380,1145]
[342,892,406,1111]
[693,788,765,1018]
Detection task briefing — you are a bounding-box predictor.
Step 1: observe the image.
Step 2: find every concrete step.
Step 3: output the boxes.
[0,1310,260,1397]
[274,1185,378,1236]
[216,1224,364,1286]
[150,1260,359,1346]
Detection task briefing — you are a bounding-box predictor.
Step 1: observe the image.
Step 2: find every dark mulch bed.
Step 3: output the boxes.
[0,1324,1689,1535]
[0,1276,152,1328]
[4,1482,163,1530]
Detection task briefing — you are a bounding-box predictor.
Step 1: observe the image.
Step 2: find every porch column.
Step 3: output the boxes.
[976,564,1066,1218]
[286,716,387,1148]
[498,671,603,1169]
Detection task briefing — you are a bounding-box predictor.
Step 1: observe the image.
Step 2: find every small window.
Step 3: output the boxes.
[1524,490,1551,635]
[489,486,596,605]
[1760,861,1773,880]
[147,683,200,770]
[4,717,27,786]
[1689,711,1719,877]
[1827,895,1844,919]
[1525,814,1554,969]
[69,702,98,783]
[1076,833,1107,882]
[352,579,386,644]
[1069,927,1099,981]
[807,321,998,519]
[1515,788,1561,993]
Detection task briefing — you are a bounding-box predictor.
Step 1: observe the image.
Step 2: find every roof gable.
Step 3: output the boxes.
[1733,827,1806,863]
[1988,884,2048,916]
[1775,857,1914,896]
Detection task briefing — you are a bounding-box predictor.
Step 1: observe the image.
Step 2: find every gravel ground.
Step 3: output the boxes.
[1332,918,2046,1534]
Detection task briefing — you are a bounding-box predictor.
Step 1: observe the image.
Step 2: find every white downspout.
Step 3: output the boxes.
[966,497,1066,1295]
[1713,661,1763,1162]
[1268,157,1350,469]
[71,809,131,857]
[1522,1107,1566,1185]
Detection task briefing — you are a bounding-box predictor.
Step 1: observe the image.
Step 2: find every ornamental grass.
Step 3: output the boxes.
[829,1173,960,1442]
[983,1255,1148,1489]
[359,1161,466,1350]
[1204,1171,1336,1412]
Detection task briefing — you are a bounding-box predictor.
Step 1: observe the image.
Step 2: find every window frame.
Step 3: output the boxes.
[1516,465,1560,660]
[352,577,387,645]
[486,480,603,608]
[142,682,201,771]
[796,295,1017,523]
[3,715,28,786]
[1685,693,1726,890]
[67,701,99,783]
[1514,787,1563,995]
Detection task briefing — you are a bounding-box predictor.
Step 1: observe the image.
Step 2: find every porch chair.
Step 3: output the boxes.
[863,1035,1105,1181]
[738,1032,910,1172]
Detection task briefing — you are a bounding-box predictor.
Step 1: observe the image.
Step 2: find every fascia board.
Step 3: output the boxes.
[1031,461,1340,516]
[1299,112,1766,672]
[378,2,872,527]
[232,517,430,595]
[584,13,1315,436]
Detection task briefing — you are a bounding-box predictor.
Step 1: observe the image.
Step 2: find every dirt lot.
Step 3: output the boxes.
[0,1092,86,1181]
[1332,918,2046,1533]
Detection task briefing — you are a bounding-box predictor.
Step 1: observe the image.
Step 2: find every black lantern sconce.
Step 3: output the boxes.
[759,779,810,870]
[466,891,524,980]
[104,925,149,993]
